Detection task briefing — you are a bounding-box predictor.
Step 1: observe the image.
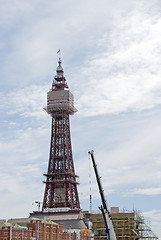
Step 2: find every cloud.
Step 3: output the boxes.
[0,123,50,219]
[73,3,161,116]
[74,108,161,203]
[1,0,157,91]
[0,84,49,122]
[144,209,161,222]
[0,0,161,237]
[143,210,161,239]
[132,188,161,196]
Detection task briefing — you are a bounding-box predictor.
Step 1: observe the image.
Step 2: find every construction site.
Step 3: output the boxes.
[0,57,159,240]
[92,207,158,240]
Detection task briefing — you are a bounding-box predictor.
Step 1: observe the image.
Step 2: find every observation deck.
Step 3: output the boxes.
[46,89,77,115]
[45,57,77,115]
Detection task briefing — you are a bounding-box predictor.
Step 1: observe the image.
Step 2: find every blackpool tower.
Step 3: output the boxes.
[42,57,80,211]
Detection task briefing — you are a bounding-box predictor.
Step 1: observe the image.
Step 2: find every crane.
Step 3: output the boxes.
[88,150,117,240]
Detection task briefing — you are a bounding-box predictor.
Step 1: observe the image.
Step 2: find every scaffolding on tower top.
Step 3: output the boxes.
[46,89,77,115]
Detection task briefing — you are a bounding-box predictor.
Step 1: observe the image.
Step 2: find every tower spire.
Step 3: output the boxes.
[52,57,68,91]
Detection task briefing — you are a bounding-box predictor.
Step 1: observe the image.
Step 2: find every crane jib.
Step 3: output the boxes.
[88,150,117,240]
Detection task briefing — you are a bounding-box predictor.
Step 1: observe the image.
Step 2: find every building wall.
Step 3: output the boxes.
[0,227,32,240]
[0,219,75,240]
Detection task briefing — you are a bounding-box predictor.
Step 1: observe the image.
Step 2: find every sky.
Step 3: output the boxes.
[0,0,161,238]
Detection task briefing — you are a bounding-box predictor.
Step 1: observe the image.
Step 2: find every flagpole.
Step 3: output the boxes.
[57,49,61,58]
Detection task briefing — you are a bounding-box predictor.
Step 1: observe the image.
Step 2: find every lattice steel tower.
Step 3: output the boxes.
[42,58,80,211]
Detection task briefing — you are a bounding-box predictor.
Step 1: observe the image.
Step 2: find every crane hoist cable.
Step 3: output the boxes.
[88,152,92,213]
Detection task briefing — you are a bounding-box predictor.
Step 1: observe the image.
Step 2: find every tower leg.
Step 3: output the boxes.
[43,112,80,210]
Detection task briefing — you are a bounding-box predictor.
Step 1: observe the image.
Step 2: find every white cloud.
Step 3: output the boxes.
[0,124,49,219]
[74,3,161,116]
[0,84,49,121]
[74,108,161,203]
[132,188,161,196]
[0,0,161,238]
[144,209,161,222]
[143,210,161,239]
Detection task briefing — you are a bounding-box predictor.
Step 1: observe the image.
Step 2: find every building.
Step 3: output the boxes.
[30,210,89,239]
[92,207,158,240]
[0,218,76,240]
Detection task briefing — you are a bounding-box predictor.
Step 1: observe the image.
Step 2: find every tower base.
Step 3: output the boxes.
[30,208,87,229]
